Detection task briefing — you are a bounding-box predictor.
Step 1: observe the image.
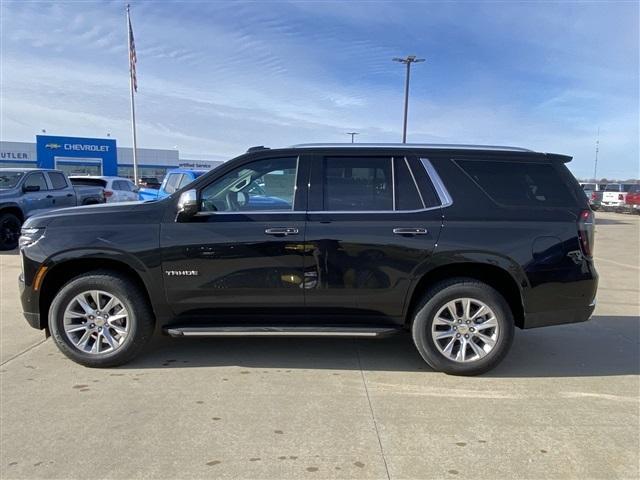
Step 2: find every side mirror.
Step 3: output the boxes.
[176,189,198,222]
[23,185,40,192]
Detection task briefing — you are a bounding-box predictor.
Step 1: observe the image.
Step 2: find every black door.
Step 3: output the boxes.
[304,153,444,321]
[161,155,309,318]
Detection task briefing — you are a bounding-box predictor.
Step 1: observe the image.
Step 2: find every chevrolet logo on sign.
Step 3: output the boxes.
[45,143,61,149]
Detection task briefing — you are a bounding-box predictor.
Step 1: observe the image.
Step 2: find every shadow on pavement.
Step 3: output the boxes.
[594,217,633,225]
[122,315,639,378]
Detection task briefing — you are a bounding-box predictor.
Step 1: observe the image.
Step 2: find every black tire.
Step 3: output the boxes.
[411,278,514,376]
[48,270,155,367]
[0,212,21,251]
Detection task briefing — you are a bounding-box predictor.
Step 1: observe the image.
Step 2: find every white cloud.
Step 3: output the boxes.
[0,0,637,179]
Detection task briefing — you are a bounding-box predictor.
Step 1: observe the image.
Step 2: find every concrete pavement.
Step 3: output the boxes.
[1,211,638,479]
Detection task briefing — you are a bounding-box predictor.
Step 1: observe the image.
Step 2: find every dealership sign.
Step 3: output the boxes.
[0,151,31,160]
[45,142,110,153]
[36,135,118,176]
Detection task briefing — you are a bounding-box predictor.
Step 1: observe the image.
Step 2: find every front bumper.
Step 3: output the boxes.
[19,271,44,330]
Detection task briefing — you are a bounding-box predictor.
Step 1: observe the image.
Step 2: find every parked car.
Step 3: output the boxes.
[69,176,139,203]
[600,183,637,210]
[18,143,597,376]
[137,176,161,189]
[0,168,104,250]
[137,169,208,201]
[623,184,640,213]
[581,182,607,210]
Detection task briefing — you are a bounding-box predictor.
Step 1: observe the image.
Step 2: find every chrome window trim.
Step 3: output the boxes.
[192,157,452,216]
[291,155,300,211]
[307,206,441,214]
[194,210,305,217]
[391,157,396,211]
[291,143,533,153]
[420,158,453,207]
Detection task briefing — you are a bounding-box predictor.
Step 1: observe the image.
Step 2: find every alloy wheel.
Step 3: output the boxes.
[431,297,499,363]
[62,290,130,354]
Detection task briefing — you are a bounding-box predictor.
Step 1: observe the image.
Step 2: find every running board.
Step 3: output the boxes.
[164,326,401,338]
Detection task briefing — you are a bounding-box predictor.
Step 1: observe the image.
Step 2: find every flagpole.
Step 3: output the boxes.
[126,4,139,184]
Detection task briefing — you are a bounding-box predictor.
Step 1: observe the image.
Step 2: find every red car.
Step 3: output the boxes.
[624,185,640,213]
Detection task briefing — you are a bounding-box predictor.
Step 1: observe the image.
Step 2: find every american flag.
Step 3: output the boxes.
[128,14,137,92]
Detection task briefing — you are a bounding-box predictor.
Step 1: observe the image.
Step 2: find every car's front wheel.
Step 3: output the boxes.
[49,270,154,367]
[411,278,514,376]
[0,212,21,251]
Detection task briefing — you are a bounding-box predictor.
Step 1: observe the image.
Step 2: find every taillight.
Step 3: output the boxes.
[104,190,113,198]
[590,192,597,200]
[578,209,595,258]
[618,194,624,200]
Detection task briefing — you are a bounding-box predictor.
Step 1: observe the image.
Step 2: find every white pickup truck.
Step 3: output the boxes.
[601,183,637,210]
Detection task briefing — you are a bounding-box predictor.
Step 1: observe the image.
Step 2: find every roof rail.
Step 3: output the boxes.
[246,145,270,153]
[289,143,534,153]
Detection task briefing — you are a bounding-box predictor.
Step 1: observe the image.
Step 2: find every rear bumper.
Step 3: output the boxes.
[523,303,595,329]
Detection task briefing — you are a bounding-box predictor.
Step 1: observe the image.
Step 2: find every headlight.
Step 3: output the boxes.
[19,227,45,249]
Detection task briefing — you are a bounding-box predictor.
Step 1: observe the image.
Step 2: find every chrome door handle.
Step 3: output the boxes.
[265,227,299,236]
[393,227,428,235]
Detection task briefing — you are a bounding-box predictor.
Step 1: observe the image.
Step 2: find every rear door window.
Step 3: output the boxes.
[456,159,575,207]
[323,157,393,211]
[177,174,194,189]
[48,172,68,189]
[163,174,183,194]
[394,157,424,210]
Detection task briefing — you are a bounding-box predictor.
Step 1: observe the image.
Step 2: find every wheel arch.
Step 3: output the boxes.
[405,262,526,328]
[39,256,157,331]
[0,204,25,223]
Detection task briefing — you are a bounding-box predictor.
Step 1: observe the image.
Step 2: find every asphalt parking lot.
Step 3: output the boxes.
[0,211,638,480]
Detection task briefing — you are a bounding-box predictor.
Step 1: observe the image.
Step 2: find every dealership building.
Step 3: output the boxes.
[0,135,223,180]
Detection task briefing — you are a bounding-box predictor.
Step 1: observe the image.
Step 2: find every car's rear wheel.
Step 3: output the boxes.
[0,212,21,251]
[411,278,514,376]
[49,270,154,367]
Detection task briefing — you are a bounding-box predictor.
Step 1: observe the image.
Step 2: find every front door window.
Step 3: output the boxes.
[200,157,298,212]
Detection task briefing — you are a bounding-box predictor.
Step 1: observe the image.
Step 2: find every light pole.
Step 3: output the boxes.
[346,132,359,143]
[393,55,425,143]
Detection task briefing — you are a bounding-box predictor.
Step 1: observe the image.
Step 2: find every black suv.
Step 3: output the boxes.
[18,144,597,375]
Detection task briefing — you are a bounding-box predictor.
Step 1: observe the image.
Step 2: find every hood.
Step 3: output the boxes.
[23,199,168,229]
[0,187,20,201]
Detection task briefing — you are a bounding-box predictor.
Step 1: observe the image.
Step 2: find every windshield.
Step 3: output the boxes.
[605,184,621,192]
[0,171,25,189]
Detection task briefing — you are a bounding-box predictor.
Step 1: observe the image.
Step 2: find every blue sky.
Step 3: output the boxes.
[1,0,638,179]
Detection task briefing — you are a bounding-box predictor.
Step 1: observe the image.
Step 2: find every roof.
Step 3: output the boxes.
[68,175,132,180]
[289,143,535,152]
[167,168,209,174]
[0,167,51,172]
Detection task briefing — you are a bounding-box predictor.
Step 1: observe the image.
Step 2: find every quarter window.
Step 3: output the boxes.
[200,157,297,212]
[323,157,392,211]
[456,159,575,207]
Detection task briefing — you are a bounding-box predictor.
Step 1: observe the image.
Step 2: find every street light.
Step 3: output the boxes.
[393,55,425,143]
[346,132,359,143]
